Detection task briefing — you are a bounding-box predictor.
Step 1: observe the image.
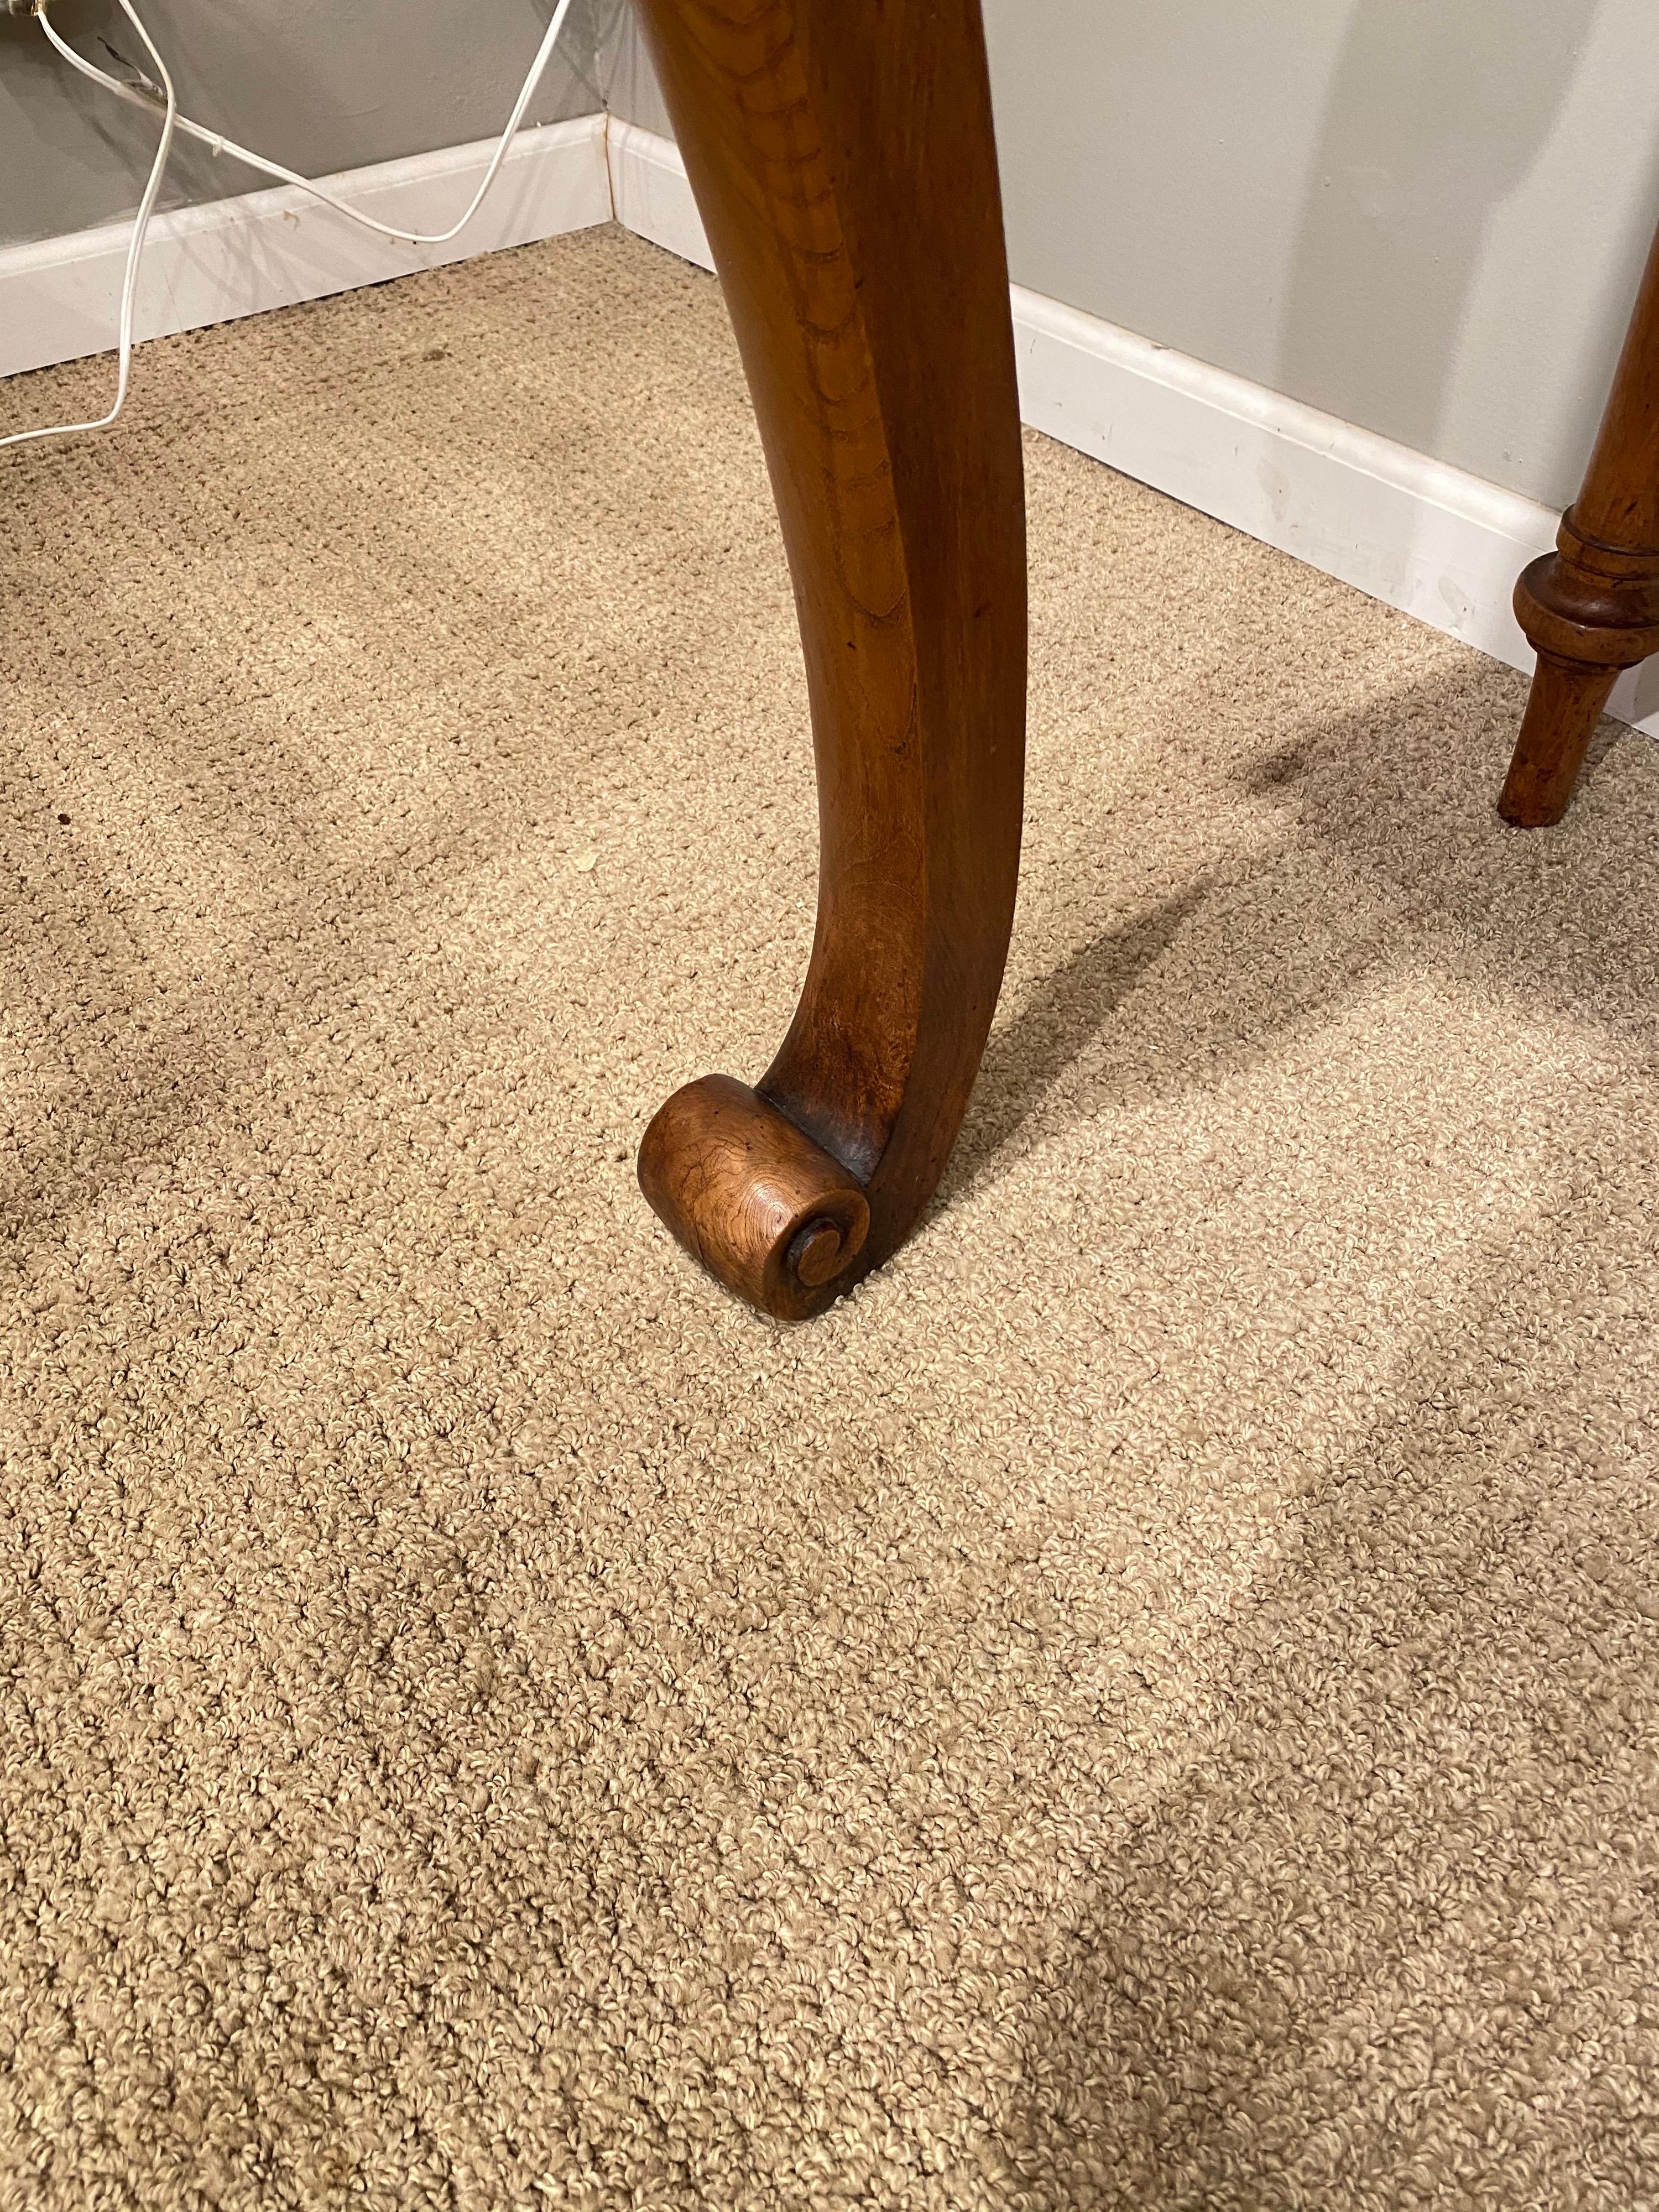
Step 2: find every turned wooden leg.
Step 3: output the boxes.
[1501,220,1659,826]
[630,0,1026,1317]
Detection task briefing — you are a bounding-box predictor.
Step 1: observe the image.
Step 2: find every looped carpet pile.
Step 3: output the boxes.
[1,226,1656,2209]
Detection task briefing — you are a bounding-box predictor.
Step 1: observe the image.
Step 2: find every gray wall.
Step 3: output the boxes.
[7,0,1658,511]
[0,0,602,246]
[595,0,670,142]
[603,1,1659,514]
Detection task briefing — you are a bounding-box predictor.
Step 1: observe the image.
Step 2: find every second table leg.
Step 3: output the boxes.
[1501,219,1659,827]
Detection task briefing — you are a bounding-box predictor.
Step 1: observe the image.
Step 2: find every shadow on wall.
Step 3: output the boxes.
[1277,0,1605,472]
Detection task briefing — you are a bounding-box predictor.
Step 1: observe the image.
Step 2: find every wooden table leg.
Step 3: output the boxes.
[1501,220,1659,827]
[630,0,1027,1318]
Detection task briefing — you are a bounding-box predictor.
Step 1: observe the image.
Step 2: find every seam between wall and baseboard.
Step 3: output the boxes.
[600,109,617,225]
[603,122,1658,737]
[4,114,1653,735]
[0,114,614,384]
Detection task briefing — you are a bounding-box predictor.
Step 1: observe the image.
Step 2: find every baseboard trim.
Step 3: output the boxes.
[605,120,714,274]
[6,111,1653,736]
[0,114,613,384]
[600,122,1657,737]
[1013,286,1659,733]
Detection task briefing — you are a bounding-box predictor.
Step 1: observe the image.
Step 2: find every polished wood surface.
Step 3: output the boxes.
[1501,220,1659,826]
[631,0,1027,1318]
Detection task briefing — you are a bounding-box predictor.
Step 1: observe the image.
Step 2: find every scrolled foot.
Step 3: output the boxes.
[629,0,1024,1317]
[638,1074,870,1321]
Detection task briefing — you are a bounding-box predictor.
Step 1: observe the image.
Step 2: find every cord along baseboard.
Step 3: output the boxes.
[0,116,614,385]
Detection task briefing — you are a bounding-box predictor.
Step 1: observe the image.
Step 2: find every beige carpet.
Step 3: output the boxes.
[2,225,1657,2211]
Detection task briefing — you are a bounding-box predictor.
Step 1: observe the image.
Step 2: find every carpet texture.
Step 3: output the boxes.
[1,225,1657,2211]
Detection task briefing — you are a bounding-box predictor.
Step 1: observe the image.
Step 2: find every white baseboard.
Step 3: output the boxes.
[0,114,612,383]
[1012,288,1659,733]
[606,121,714,273]
[6,110,1655,737]
[601,122,1658,738]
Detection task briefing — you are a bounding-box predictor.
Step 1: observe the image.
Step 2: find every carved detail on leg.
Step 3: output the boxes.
[632,0,1026,1317]
[1501,221,1659,827]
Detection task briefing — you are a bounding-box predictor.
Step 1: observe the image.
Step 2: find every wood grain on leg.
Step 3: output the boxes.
[632,0,1026,1318]
[1502,220,1659,827]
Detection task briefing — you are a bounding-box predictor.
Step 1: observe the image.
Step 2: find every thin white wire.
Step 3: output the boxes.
[3,0,577,452]
[0,0,177,451]
[39,0,578,247]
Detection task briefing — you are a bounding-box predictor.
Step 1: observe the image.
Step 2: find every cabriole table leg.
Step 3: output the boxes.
[630,0,1027,1318]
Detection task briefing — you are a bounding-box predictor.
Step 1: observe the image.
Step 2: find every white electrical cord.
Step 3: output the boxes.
[2,0,577,452]
[39,0,579,248]
[1,0,176,451]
